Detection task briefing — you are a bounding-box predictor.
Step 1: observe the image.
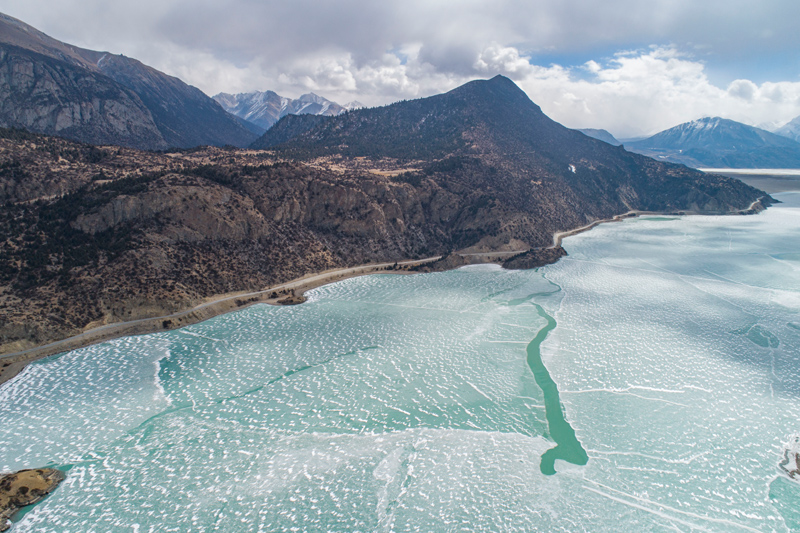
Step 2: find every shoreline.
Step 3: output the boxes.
[0,257,441,386]
[0,198,770,387]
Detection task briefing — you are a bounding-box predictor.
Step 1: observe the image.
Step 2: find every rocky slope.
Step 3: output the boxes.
[213,90,350,131]
[254,76,765,226]
[0,12,256,149]
[626,117,800,168]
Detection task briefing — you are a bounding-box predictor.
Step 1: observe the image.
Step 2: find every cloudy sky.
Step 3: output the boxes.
[4,0,800,137]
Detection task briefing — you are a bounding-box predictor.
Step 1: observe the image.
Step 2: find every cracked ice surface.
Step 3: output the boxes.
[2,193,800,531]
[544,192,800,531]
[2,266,577,531]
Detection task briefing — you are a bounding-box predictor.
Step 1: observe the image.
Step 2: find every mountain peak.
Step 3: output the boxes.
[775,114,800,143]
[252,76,569,160]
[445,74,540,114]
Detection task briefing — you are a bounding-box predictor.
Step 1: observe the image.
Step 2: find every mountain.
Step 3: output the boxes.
[0,77,767,354]
[625,117,800,168]
[0,12,257,149]
[578,128,622,146]
[775,115,800,143]
[253,76,764,229]
[213,90,348,131]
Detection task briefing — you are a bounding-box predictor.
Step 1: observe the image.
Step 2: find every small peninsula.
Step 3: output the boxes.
[0,468,64,531]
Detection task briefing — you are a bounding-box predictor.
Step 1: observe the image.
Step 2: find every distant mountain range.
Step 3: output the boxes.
[578,128,622,146]
[0,12,257,149]
[625,117,800,168]
[213,91,363,131]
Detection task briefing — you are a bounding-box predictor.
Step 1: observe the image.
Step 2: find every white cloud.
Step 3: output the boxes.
[139,41,800,137]
[510,47,800,137]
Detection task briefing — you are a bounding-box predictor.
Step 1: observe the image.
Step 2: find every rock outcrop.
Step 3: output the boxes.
[0,45,166,150]
[0,468,65,531]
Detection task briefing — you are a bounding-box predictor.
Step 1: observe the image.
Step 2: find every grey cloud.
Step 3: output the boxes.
[3,0,800,134]
[6,0,799,84]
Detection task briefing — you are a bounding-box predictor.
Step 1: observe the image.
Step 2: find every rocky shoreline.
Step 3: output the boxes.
[0,197,772,388]
[0,468,64,531]
[0,257,440,386]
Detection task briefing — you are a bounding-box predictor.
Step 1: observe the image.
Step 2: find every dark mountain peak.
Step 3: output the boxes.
[0,11,257,149]
[445,74,537,109]
[250,76,551,157]
[579,128,622,146]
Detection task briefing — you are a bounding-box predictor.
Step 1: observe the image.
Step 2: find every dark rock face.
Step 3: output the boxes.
[94,53,258,149]
[625,116,800,168]
[0,13,256,149]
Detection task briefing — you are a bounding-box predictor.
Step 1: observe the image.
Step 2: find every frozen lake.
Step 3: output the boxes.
[2,193,799,531]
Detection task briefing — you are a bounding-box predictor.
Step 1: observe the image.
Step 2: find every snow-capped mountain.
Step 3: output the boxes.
[625,116,800,168]
[213,90,349,131]
[775,115,800,143]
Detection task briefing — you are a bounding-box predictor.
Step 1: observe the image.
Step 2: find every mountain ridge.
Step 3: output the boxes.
[253,75,764,221]
[0,12,257,149]
[775,115,800,144]
[578,128,622,146]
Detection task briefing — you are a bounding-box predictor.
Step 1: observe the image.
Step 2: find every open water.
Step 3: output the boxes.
[1,193,799,532]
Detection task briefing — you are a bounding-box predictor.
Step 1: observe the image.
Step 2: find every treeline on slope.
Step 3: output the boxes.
[0,127,111,164]
[251,98,471,161]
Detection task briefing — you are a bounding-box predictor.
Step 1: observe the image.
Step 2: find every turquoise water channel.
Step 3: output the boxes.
[1,194,799,531]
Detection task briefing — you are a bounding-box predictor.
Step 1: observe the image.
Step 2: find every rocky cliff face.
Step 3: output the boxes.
[0,137,458,351]
[0,45,166,149]
[93,53,258,148]
[0,125,769,353]
[0,13,256,149]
